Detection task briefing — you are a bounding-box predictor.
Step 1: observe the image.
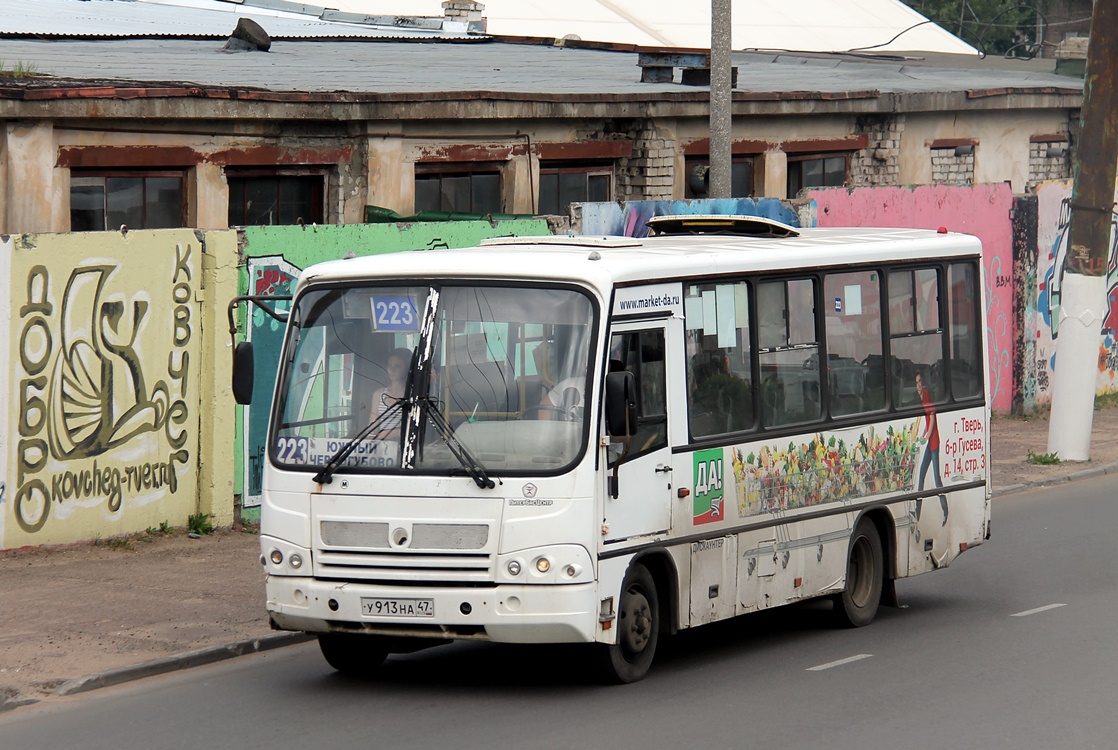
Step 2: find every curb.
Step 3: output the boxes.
[991,461,1118,497]
[53,632,314,698]
[0,693,40,713]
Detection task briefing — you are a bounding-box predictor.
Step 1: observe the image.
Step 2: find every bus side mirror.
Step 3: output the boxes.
[605,370,638,438]
[233,341,255,405]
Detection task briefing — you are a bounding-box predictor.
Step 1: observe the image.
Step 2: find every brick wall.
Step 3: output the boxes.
[617,123,676,201]
[849,115,903,187]
[1027,141,1071,190]
[931,146,974,185]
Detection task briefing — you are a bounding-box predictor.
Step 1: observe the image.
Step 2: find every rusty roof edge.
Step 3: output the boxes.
[0,82,886,104]
[967,85,1083,98]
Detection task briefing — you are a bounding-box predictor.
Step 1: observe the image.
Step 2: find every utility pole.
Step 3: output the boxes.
[709,0,732,198]
[1047,0,1118,461]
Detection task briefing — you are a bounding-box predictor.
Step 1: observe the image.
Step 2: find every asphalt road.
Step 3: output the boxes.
[4,478,1117,750]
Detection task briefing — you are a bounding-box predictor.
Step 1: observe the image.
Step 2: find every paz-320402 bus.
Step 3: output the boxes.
[233,215,990,683]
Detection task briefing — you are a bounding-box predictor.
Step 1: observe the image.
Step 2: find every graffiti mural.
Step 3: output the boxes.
[5,232,200,547]
[242,255,298,506]
[1034,180,1118,404]
[577,197,798,237]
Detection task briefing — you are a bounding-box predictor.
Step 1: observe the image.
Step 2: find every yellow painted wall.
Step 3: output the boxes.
[3,230,209,548]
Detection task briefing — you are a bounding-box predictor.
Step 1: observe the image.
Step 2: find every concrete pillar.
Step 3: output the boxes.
[5,122,55,233]
[193,162,229,229]
[196,230,241,527]
[757,149,787,199]
[504,152,537,214]
[367,137,410,216]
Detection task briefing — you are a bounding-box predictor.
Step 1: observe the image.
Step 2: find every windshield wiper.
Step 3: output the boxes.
[420,396,496,490]
[312,398,404,485]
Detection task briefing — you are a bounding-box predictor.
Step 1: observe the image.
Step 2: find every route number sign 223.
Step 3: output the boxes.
[371,296,419,331]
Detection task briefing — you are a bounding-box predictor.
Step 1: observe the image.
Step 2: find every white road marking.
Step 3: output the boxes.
[806,654,873,671]
[1010,603,1067,618]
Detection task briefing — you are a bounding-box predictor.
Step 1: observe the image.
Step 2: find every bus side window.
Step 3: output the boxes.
[948,262,983,399]
[888,267,946,407]
[685,280,754,438]
[757,278,821,427]
[823,270,885,417]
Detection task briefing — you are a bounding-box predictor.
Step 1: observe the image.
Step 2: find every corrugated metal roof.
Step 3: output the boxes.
[0,37,1081,97]
[324,0,979,54]
[0,0,474,40]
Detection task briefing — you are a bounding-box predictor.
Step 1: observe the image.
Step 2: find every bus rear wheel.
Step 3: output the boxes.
[596,564,660,684]
[832,518,884,628]
[318,633,389,676]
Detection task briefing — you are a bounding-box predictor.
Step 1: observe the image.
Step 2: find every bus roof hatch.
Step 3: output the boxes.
[645,214,800,238]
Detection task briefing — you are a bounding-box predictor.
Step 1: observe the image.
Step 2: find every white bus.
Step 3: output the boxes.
[235,215,990,683]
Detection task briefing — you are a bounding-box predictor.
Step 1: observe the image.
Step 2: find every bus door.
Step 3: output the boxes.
[604,321,674,542]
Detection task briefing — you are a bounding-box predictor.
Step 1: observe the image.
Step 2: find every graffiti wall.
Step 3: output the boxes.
[577,197,799,236]
[1034,180,1118,405]
[2,231,209,548]
[807,184,1016,414]
[237,220,553,510]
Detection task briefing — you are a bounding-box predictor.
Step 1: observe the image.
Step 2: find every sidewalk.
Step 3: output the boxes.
[4,407,1118,711]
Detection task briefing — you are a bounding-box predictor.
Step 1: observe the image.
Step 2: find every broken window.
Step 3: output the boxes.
[538,162,611,215]
[414,166,501,214]
[684,156,755,198]
[786,154,847,197]
[70,172,185,231]
[227,171,325,226]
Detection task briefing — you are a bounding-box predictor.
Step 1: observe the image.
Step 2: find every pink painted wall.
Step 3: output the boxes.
[807,184,1015,413]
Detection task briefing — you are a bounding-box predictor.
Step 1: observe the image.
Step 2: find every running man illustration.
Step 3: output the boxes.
[915,370,948,526]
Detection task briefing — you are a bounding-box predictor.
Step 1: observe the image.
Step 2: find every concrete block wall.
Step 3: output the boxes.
[849,115,903,187]
[931,147,976,185]
[617,123,676,201]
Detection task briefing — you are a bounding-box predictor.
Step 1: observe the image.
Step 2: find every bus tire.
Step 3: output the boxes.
[317,633,389,676]
[596,564,660,684]
[832,517,883,628]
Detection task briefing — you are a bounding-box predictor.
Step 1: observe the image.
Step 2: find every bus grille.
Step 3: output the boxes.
[314,550,492,582]
[316,520,493,582]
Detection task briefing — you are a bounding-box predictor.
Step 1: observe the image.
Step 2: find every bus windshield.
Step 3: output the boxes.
[272,283,597,477]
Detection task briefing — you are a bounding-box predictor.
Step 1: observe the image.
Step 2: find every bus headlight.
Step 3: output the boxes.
[496,545,592,584]
[261,536,311,576]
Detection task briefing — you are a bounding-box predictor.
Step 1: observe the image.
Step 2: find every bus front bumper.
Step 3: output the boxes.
[266,576,600,644]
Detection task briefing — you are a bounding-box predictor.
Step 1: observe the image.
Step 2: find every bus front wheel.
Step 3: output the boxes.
[318,633,389,676]
[832,518,884,628]
[596,564,660,684]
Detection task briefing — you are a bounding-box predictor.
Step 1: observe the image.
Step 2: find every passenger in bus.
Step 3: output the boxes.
[540,377,584,420]
[530,339,593,421]
[914,370,949,526]
[370,347,410,439]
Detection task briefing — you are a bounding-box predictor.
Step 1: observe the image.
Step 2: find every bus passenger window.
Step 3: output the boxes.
[889,268,946,407]
[757,278,821,427]
[948,262,983,399]
[685,281,754,438]
[823,270,885,417]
